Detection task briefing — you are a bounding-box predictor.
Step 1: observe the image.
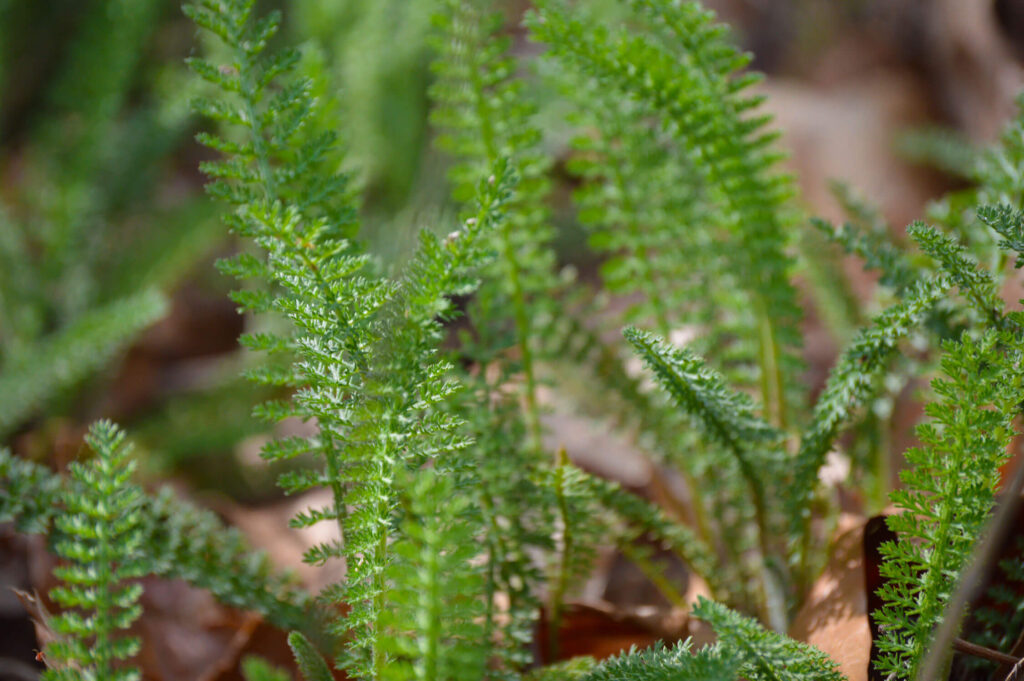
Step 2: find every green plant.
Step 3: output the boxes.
[874,330,1024,681]
[44,421,145,680]
[5,1,1024,680]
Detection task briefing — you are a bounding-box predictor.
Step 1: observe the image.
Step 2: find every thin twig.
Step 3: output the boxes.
[952,637,1021,666]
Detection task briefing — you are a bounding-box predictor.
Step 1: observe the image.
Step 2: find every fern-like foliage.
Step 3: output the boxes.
[578,640,739,681]
[787,276,948,588]
[624,326,784,622]
[920,96,1024,278]
[188,1,520,676]
[429,2,566,670]
[810,214,917,297]
[874,330,1024,681]
[623,328,779,540]
[623,328,781,452]
[974,94,1024,211]
[0,446,314,635]
[529,0,802,428]
[186,0,388,669]
[45,421,145,681]
[531,0,847,621]
[692,597,845,681]
[381,469,487,681]
[561,73,708,338]
[566,599,841,681]
[289,631,336,681]
[0,288,167,439]
[430,0,557,448]
[16,1,1024,677]
[907,222,1005,329]
[542,295,751,605]
[980,204,1024,269]
[185,3,353,228]
[0,448,64,534]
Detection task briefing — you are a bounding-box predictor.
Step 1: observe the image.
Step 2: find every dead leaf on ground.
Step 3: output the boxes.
[790,514,872,681]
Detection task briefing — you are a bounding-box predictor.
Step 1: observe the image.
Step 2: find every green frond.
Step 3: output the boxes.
[579,640,739,681]
[381,469,487,681]
[874,330,1024,681]
[190,3,520,669]
[187,0,383,669]
[811,217,918,295]
[0,449,63,534]
[975,93,1024,209]
[624,325,781,625]
[788,276,949,586]
[0,449,316,636]
[979,203,1024,268]
[44,420,145,681]
[184,0,355,233]
[429,0,559,448]
[907,222,1004,327]
[925,96,1024,267]
[541,298,743,580]
[559,69,708,337]
[289,631,335,681]
[428,5,570,670]
[623,327,781,453]
[0,288,167,439]
[692,597,845,681]
[530,0,802,429]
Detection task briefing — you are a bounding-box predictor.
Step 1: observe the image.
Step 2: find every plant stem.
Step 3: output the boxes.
[868,408,893,513]
[756,297,787,432]
[549,447,573,661]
